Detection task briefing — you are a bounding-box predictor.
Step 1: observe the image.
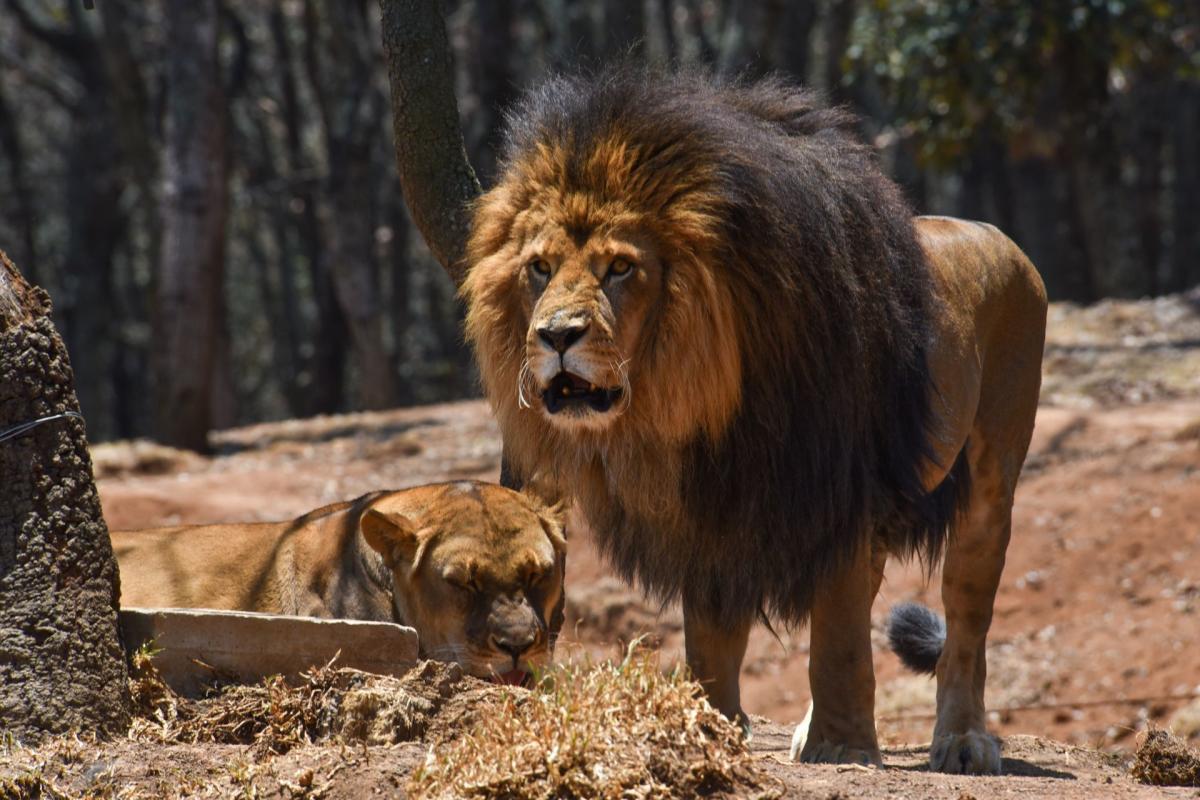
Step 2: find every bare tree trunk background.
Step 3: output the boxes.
[154,0,229,452]
[308,0,398,410]
[0,251,129,740]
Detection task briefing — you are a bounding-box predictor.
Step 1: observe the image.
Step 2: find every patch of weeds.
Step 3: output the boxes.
[0,770,64,800]
[1131,727,1200,787]
[128,658,471,757]
[408,644,781,799]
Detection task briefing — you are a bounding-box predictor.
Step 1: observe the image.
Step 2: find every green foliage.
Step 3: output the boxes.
[852,0,1200,165]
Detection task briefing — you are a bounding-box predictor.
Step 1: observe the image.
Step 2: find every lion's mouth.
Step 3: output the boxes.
[542,372,622,414]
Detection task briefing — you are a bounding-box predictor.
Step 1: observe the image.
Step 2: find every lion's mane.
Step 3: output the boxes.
[464,68,969,627]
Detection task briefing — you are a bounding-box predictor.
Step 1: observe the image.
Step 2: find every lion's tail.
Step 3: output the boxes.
[886,602,946,674]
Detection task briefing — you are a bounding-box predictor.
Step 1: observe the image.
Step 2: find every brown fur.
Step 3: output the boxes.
[113,482,568,681]
[464,69,1045,773]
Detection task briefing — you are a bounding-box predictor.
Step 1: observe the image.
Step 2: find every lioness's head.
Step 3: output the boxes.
[463,75,746,450]
[360,481,566,685]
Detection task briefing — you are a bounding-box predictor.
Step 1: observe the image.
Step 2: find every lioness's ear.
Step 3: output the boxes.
[537,502,568,552]
[361,509,419,568]
[521,474,566,515]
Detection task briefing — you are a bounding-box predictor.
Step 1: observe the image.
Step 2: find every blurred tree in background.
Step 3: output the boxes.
[0,0,1196,445]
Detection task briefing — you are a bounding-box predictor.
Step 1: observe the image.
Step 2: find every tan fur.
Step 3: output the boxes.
[465,152,744,518]
[113,482,568,681]
[464,71,1044,774]
[467,208,1045,769]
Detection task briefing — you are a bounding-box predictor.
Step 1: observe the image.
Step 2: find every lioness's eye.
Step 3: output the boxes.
[608,258,634,278]
[445,572,478,595]
[526,567,552,588]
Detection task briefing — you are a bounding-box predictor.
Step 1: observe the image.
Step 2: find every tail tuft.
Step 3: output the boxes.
[886,602,946,674]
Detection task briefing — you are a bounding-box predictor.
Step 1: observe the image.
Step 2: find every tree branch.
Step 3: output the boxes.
[378,0,481,287]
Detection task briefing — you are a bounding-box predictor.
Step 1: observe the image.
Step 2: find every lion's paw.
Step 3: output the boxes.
[930,730,1001,774]
[798,739,882,766]
[789,703,882,766]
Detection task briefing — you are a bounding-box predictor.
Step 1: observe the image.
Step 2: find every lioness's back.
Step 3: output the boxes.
[113,521,297,611]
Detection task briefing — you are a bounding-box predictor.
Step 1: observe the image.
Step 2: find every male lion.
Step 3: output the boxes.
[463,69,1046,773]
[113,482,566,684]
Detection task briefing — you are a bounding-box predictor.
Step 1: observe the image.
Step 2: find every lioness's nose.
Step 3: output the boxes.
[491,631,537,660]
[536,320,589,354]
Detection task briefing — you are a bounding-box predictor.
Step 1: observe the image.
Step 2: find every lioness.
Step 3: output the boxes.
[463,69,1046,772]
[113,481,567,684]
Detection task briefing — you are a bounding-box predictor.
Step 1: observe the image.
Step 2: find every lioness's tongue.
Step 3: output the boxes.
[494,669,527,687]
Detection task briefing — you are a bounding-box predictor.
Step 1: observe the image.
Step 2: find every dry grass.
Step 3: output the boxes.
[408,647,780,799]
[0,771,61,800]
[129,647,473,756]
[1131,727,1200,787]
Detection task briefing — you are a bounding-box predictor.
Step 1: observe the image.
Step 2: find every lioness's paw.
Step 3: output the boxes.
[798,739,882,766]
[930,730,1001,774]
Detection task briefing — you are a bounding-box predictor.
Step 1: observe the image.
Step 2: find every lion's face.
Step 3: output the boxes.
[361,482,566,685]
[464,120,749,475]
[518,222,663,432]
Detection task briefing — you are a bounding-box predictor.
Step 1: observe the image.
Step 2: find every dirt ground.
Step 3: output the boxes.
[3,724,1194,799]
[25,289,1197,796]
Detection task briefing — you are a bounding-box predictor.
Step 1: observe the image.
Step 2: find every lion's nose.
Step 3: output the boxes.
[490,631,537,660]
[536,320,589,354]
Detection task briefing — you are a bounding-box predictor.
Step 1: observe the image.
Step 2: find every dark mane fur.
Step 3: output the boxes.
[493,68,970,627]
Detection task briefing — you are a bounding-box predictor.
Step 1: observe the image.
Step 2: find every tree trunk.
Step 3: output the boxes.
[717,0,772,77]
[269,5,346,416]
[309,0,398,411]
[822,0,856,102]
[59,77,125,445]
[603,0,645,55]
[0,251,129,740]
[765,0,816,82]
[0,77,39,285]
[379,0,482,286]
[1170,81,1199,293]
[470,0,518,185]
[154,0,228,451]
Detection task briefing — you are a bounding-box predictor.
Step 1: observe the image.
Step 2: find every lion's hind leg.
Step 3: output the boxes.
[930,357,1040,773]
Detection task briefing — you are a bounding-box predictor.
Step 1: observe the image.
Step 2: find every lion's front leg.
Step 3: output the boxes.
[682,597,752,732]
[796,542,883,766]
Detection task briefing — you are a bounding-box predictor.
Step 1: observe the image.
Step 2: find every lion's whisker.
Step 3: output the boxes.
[517,358,533,409]
[613,357,633,412]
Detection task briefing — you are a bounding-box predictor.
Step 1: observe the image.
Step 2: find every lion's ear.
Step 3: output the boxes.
[360,509,420,568]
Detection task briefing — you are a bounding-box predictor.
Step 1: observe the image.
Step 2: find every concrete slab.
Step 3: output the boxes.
[120,607,419,696]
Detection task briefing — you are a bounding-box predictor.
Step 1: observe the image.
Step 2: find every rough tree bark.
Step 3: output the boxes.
[379,0,482,287]
[0,251,129,739]
[154,0,228,451]
[380,0,524,479]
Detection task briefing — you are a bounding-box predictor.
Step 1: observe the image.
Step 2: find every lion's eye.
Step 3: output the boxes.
[528,259,551,278]
[608,258,634,279]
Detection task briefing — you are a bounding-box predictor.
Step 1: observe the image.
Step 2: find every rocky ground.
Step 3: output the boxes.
[20,289,1199,797]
